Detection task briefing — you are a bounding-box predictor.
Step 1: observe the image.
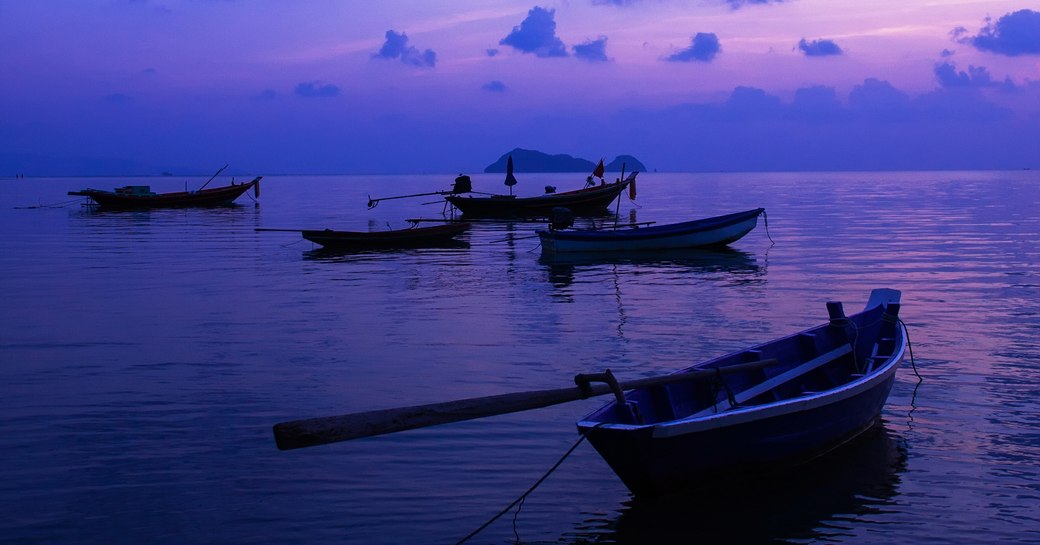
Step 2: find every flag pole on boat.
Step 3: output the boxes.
[504,155,518,196]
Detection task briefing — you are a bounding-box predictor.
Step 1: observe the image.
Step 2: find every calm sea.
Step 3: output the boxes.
[1,171,1038,545]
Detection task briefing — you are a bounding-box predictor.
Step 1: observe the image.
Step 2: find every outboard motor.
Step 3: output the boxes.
[452,175,472,194]
[548,207,574,231]
[544,185,556,194]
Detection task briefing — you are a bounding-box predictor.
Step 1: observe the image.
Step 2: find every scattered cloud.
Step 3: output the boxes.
[934,61,1016,91]
[373,30,437,67]
[725,0,785,9]
[940,48,955,57]
[482,81,507,93]
[103,93,132,104]
[294,81,340,98]
[486,48,499,57]
[958,9,1040,56]
[573,36,611,63]
[500,6,568,58]
[664,33,720,62]
[798,38,843,57]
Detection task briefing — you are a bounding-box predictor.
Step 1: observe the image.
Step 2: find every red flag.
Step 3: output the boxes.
[592,159,605,179]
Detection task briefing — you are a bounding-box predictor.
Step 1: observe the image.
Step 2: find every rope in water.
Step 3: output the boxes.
[762,209,776,245]
[898,317,922,382]
[454,429,594,545]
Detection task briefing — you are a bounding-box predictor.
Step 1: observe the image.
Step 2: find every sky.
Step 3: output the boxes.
[1,0,1039,175]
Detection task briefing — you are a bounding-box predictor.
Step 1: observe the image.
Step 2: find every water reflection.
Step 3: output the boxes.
[579,426,907,544]
[540,247,764,289]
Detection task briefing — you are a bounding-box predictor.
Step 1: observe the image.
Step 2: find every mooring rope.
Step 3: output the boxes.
[761,209,776,246]
[897,317,922,383]
[13,197,83,209]
[454,427,596,545]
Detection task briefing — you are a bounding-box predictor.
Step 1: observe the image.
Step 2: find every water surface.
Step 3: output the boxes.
[1,171,1038,544]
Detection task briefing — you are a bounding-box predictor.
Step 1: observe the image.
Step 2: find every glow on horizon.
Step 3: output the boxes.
[1,0,1038,174]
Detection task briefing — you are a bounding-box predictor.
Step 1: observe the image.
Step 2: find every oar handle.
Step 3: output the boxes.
[272,359,777,451]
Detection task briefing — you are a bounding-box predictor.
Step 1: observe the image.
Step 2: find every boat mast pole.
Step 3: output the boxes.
[198,164,229,191]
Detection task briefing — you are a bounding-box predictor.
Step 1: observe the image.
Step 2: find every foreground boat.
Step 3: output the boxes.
[576,288,905,496]
[271,289,906,498]
[445,172,637,218]
[538,208,764,255]
[300,222,470,250]
[69,176,261,209]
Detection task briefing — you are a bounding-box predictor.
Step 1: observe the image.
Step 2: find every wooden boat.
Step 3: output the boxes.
[444,172,637,218]
[538,208,764,255]
[69,176,261,209]
[299,222,470,250]
[575,288,906,496]
[271,289,907,498]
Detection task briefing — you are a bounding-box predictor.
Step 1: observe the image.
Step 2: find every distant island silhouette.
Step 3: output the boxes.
[484,148,646,173]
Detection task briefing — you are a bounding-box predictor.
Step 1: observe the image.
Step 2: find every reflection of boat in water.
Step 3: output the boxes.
[595,425,907,544]
[539,246,760,269]
[540,247,763,288]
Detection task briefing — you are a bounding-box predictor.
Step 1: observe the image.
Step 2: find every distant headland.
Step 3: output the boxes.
[484,148,646,174]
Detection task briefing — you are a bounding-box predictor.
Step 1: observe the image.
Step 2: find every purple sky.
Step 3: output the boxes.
[1,1,1039,174]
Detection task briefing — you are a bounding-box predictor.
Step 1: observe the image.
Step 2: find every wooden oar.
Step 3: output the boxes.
[272,359,777,450]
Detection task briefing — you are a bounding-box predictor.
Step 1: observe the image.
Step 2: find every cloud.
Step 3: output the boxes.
[664,32,720,62]
[482,80,507,93]
[500,6,568,58]
[573,36,611,62]
[294,81,340,98]
[934,61,1016,91]
[592,0,640,5]
[486,48,499,57]
[725,0,785,9]
[103,93,132,104]
[960,9,1040,56]
[798,38,843,57]
[373,30,437,67]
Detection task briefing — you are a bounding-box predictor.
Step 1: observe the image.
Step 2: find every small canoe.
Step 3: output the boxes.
[69,176,261,209]
[300,222,470,250]
[538,208,764,255]
[576,288,906,496]
[445,172,637,219]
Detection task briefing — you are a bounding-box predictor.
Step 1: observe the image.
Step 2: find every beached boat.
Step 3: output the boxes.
[271,289,907,498]
[299,222,470,250]
[69,176,261,209]
[444,172,637,218]
[538,208,764,255]
[575,288,906,496]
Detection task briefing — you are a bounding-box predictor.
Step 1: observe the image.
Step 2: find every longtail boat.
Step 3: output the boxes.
[538,208,764,255]
[298,222,470,250]
[69,166,260,209]
[444,172,636,219]
[272,289,908,497]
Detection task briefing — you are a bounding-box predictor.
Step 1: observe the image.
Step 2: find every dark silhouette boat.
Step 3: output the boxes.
[69,176,260,209]
[299,222,470,250]
[445,172,636,218]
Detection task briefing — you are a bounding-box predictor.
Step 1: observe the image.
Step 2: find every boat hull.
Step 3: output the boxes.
[301,223,469,250]
[69,177,261,209]
[576,288,906,497]
[539,208,763,254]
[445,178,631,218]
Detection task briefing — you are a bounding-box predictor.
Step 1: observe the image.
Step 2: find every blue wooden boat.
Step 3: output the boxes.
[575,288,906,496]
[538,208,764,255]
[271,289,907,499]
